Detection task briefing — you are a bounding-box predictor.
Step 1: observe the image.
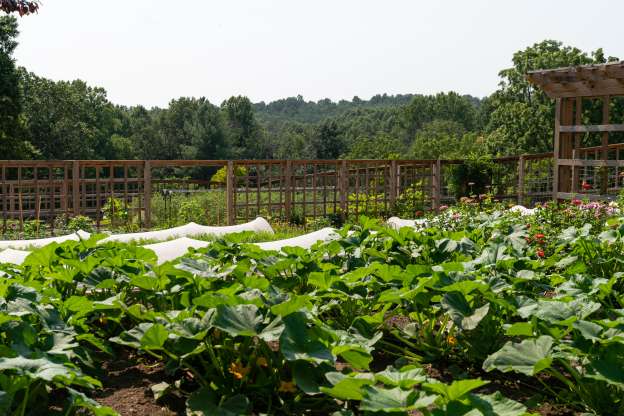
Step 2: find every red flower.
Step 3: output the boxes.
[535,233,545,240]
[572,199,582,206]
[415,210,424,217]
[537,249,545,258]
[582,182,592,190]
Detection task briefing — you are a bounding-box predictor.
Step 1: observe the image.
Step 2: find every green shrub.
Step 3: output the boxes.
[447,154,495,199]
[67,215,94,232]
[210,165,247,185]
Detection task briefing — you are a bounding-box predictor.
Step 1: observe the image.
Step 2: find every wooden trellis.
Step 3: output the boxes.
[0,153,561,229]
[528,61,624,201]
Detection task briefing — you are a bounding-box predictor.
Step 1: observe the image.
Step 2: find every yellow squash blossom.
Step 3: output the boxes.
[228,362,251,380]
[278,381,297,393]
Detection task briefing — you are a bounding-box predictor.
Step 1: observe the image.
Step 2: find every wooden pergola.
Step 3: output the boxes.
[527,61,624,200]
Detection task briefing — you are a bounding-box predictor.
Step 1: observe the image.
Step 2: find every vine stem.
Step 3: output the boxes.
[20,384,29,416]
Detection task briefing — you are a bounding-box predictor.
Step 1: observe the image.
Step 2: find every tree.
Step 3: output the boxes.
[0,0,39,15]
[19,70,119,159]
[483,40,619,155]
[402,92,479,139]
[346,134,405,159]
[151,97,228,160]
[222,96,260,159]
[410,120,484,160]
[309,120,345,159]
[124,105,159,159]
[0,16,33,158]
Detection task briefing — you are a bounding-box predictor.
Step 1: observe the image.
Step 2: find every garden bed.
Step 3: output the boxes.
[0,198,622,415]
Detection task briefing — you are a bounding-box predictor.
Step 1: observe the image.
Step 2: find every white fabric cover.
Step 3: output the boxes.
[509,205,536,216]
[387,217,428,229]
[99,217,273,244]
[0,230,91,250]
[0,248,31,265]
[254,228,339,252]
[143,237,210,264]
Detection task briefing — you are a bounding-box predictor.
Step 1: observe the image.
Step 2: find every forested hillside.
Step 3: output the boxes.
[0,15,620,161]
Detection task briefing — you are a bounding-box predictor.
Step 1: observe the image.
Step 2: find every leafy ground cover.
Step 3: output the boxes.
[0,199,623,415]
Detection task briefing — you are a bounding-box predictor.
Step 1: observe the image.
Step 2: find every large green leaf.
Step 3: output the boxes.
[186,387,249,416]
[213,304,264,337]
[518,299,601,324]
[280,313,333,363]
[423,379,489,403]
[374,365,427,389]
[270,295,311,317]
[141,323,169,350]
[483,336,554,376]
[320,372,375,401]
[586,344,624,389]
[469,391,528,416]
[360,385,436,412]
[0,356,99,388]
[442,292,490,330]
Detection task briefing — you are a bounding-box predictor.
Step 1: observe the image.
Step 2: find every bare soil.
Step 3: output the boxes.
[92,350,184,416]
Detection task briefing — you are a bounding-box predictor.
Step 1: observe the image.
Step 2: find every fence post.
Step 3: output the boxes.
[72,160,80,216]
[339,160,348,220]
[143,160,152,228]
[388,160,398,214]
[226,161,235,225]
[284,160,292,222]
[517,155,525,205]
[432,159,442,212]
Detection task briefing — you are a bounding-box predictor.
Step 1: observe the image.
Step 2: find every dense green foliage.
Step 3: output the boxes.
[0,15,622,167]
[1,201,624,414]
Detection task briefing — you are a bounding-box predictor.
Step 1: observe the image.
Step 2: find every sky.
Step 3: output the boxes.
[11,0,624,108]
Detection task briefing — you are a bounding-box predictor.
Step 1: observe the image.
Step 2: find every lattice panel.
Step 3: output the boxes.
[523,156,553,204]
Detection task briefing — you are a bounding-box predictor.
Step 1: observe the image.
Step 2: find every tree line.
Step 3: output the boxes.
[0,14,621,163]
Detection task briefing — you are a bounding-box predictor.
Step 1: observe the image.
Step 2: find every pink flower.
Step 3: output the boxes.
[439,205,448,211]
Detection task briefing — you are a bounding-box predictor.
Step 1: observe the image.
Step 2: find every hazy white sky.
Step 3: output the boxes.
[11,0,623,108]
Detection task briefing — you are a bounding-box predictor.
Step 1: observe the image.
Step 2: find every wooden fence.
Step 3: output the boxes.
[0,153,559,229]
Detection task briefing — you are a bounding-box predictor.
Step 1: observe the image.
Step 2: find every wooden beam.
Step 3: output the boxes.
[553,98,562,200]
[559,98,574,192]
[143,160,152,228]
[540,79,624,98]
[72,161,80,215]
[559,124,624,133]
[226,160,235,225]
[517,155,525,205]
[557,192,617,201]
[558,159,624,167]
[572,97,583,192]
[600,95,611,194]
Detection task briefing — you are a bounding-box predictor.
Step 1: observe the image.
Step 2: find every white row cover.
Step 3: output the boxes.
[132,227,342,265]
[143,228,341,265]
[144,237,210,265]
[99,217,273,243]
[0,248,31,265]
[509,205,537,216]
[0,230,91,250]
[386,217,428,229]
[254,227,339,252]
